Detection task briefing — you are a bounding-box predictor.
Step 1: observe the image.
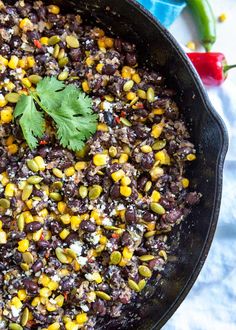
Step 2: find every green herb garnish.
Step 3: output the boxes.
[14,77,98,151]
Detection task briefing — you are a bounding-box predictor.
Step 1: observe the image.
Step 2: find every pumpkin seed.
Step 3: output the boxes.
[138,265,152,278]
[144,181,152,192]
[58,57,69,68]
[66,35,80,48]
[58,71,69,81]
[22,184,33,201]
[104,225,119,230]
[51,181,63,190]
[5,93,20,103]
[22,252,34,264]
[159,250,167,261]
[147,87,155,103]
[120,117,132,127]
[152,140,166,151]
[95,291,111,301]
[0,198,10,208]
[65,248,77,259]
[53,44,60,58]
[52,168,64,178]
[79,186,88,199]
[144,230,156,238]
[20,263,29,271]
[17,214,25,232]
[58,48,65,60]
[150,202,165,215]
[49,192,62,201]
[139,255,155,262]
[26,159,39,172]
[89,185,102,200]
[109,146,117,157]
[27,176,43,184]
[21,307,29,326]
[55,247,69,264]
[9,324,23,330]
[48,35,61,46]
[128,279,140,292]
[138,279,146,291]
[110,251,122,265]
[28,74,42,84]
[123,80,134,92]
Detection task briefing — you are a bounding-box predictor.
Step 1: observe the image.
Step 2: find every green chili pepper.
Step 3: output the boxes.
[186,0,216,52]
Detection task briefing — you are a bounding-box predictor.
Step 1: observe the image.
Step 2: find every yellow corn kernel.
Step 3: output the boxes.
[64,167,75,177]
[119,257,128,267]
[218,13,227,22]
[82,80,90,93]
[181,178,189,188]
[32,228,43,241]
[153,108,165,115]
[18,239,29,252]
[150,190,161,202]
[5,183,16,197]
[76,313,88,324]
[98,37,106,49]
[122,66,133,79]
[80,213,89,221]
[34,156,45,171]
[121,176,131,186]
[48,280,59,291]
[123,246,133,259]
[8,55,19,69]
[146,222,156,231]
[0,55,8,66]
[97,123,109,132]
[38,208,48,218]
[48,4,60,14]
[58,201,67,214]
[73,259,80,271]
[7,144,18,154]
[0,172,9,186]
[93,272,103,284]
[96,63,104,74]
[86,57,95,67]
[93,153,109,166]
[31,296,40,307]
[1,107,13,123]
[25,199,33,209]
[71,215,81,231]
[75,161,87,170]
[137,89,147,99]
[59,228,70,240]
[150,166,164,181]
[21,78,32,88]
[46,302,57,312]
[39,287,52,298]
[119,153,129,164]
[27,56,35,68]
[104,95,114,102]
[5,81,15,91]
[39,274,50,286]
[48,322,60,330]
[151,123,164,138]
[19,18,33,30]
[90,209,100,221]
[11,296,23,309]
[111,169,125,182]
[132,73,141,84]
[104,37,114,48]
[0,97,7,108]
[17,289,27,301]
[55,294,64,307]
[40,37,49,45]
[141,145,152,153]
[187,154,196,161]
[155,150,170,165]
[65,321,79,330]
[60,214,71,225]
[126,92,136,101]
[18,57,28,69]
[6,135,14,146]
[120,186,132,197]
[186,41,196,51]
[99,235,107,245]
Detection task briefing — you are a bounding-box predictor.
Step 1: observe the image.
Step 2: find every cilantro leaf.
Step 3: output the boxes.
[36,76,65,110]
[14,95,45,150]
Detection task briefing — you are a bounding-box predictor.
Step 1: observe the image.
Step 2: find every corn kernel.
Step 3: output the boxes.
[19,18,33,30]
[99,235,107,245]
[123,246,133,259]
[34,156,45,171]
[75,161,87,170]
[93,153,109,166]
[120,186,132,197]
[96,63,104,74]
[104,37,114,48]
[48,322,60,330]
[11,296,23,309]
[76,313,88,324]
[98,38,106,49]
[58,201,67,214]
[59,228,70,240]
[65,322,79,330]
[121,176,131,186]
[39,274,50,286]
[64,167,75,177]
[5,183,16,197]
[55,294,64,307]
[48,4,60,14]
[0,231,7,244]
[46,302,57,312]
[1,107,13,123]
[97,123,108,132]
[18,239,29,252]
[60,214,71,225]
[7,144,18,154]
[38,208,49,217]
[93,272,103,284]
[132,73,141,84]
[0,172,9,186]
[137,89,147,99]
[8,55,19,69]
[5,81,15,91]
[126,92,136,101]
[0,97,7,108]
[39,287,52,298]
[141,145,152,153]
[181,178,189,188]
[119,257,128,267]
[146,222,156,231]
[40,37,49,45]
[82,80,90,93]
[18,289,27,301]
[119,153,129,164]
[27,56,35,68]
[187,154,196,161]
[86,57,95,66]
[0,55,8,66]
[150,166,164,181]
[71,215,81,231]
[153,108,165,115]
[52,168,64,178]
[122,66,133,79]
[18,57,28,69]
[111,169,125,182]
[21,77,32,88]
[32,228,43,241]
[150,190,161,202]
[155,150,170,165]
[151,123,164,138]
[31,296,40,307]
[48,280,59,291]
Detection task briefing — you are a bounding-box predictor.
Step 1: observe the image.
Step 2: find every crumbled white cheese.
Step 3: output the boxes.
[102,217,112,226]
[11,306,21,318]
[77,256,87,266]
[90,232,100,245]
[117,203,125,210]
[70,241,83,256]
[51,274,60,282]
[85,273,94,281]
[47,46,54,54]
[80,304,89,312]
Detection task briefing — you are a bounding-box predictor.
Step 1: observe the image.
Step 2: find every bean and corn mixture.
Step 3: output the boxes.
[0,1,201,329]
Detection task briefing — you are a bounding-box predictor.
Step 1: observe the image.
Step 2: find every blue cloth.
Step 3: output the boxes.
[137,0,186,27]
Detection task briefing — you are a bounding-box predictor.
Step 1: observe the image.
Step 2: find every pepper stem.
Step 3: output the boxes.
[224,64,236,73]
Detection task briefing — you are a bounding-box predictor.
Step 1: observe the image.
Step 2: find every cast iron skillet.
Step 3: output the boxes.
[49,0,227,328]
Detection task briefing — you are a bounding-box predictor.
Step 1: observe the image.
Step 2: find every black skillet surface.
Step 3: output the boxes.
[39,0,228,328]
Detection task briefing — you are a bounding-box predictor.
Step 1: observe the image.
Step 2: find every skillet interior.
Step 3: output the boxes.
[7,0,228,328]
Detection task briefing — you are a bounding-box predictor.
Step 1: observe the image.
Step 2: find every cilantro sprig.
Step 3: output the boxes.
[14,77,98,151]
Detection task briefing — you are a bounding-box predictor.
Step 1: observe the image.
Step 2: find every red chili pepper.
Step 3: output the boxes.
[112,233,120,239]
[33,39,42,49]
[115,116,120,124]
[39,140,48,145]
[187,52,236,86]
[120,111,126,118]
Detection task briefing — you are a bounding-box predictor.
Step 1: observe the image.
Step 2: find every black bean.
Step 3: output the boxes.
[125,53,137,66]
[37,6,47,20]
[23,278,38,294]
[27,31,40,41]
[159,197,174,211]
[121,231,132,246]
[80,220,96,233]
[104,111,115,127]
[133,124,149,139]
[28,11,38,24]
[69,48,82,61]
[164,208,182,223]
[9,36,22,49]
[143,210,155,222]
[37,240,50,250]
[137,175,148,191]
[12,251,22,265]
[1,43,10,56]
[109,184,120,199]
[25,221,43,233]
[125,208,137,224]
[186,192,200,205]
[136,247,147,256]
[65,232,78,244]
[102,64,116,75]
[49,221,62,235]
[141,154,154,170]
[122,42,136,53]
[32,260,43,273]
[114,38,122,52]
[60,277,74,292]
